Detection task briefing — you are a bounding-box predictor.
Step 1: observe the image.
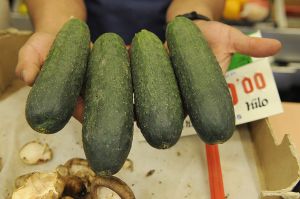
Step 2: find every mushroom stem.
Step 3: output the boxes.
[91,176,135,199]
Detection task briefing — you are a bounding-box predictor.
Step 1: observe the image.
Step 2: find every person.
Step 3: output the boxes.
[15,0,281,122]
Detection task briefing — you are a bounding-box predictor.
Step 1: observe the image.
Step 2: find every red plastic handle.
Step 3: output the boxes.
[206,144,225,199]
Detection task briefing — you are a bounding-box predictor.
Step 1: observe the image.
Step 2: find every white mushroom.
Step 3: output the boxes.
[19,141,52,165]
[11,172,65,199]
[14,172,35,189]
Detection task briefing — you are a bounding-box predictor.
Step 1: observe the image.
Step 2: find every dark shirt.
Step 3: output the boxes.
[85,0,171,44]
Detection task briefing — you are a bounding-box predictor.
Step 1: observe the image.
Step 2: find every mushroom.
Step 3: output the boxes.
[56,164,70,178]
[62,159,135,199]
[14,172,35,189]
[91,176,135,199]
[11,172,65,199]
[19,141,52,165]
[64,158,96,186]
[55,159,94,198]
[57,158,96,198]
[11,157,135,199]
[62,175,87,199]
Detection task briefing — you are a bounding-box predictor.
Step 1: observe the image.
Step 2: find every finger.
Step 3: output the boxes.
[73,96,84,123]
[230,28,282,57]
[15,44,42,86]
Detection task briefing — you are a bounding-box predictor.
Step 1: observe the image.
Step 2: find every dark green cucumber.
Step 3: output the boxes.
[25,18,90,134]
[166,17,235,144]
[131,29,184,149]
[83,33,133,175]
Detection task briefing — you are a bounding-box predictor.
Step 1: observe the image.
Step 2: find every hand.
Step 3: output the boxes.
[16,32,85,122]
[194,20,281,72]
[16,32,55,85]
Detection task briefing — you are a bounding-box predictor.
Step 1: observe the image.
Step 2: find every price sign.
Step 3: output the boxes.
[225,58,283,125]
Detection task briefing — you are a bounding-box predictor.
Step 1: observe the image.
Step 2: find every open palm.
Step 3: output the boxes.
[194,20,281,72]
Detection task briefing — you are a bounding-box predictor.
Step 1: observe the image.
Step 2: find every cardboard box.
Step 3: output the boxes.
[0,29,31,95]
[0,29,299,199]
[249,119,300,198]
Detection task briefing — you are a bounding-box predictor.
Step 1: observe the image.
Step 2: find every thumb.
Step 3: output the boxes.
[230,28,282,57]
[15,32,55,86]
[15,44,42,86]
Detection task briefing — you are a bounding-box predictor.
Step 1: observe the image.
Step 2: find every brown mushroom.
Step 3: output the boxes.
[91,176,135,199]
[62,158,96,192]
[64,158,95,183]
[62,175,87,199]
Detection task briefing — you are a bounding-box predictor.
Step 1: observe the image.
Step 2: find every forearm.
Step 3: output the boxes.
[25,0,86,34]
[166,0,225,22]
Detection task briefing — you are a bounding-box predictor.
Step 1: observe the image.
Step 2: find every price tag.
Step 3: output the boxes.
[225,58,283,125]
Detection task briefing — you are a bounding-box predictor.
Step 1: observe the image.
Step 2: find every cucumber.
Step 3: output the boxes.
[82,33,133,175]
[166,17,235,144]
[25,18,90,134]
[131,29,184,149]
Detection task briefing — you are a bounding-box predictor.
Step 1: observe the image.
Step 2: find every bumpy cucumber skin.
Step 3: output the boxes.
[166,17,235,144]
[83,33,134,176]
[25,19,90,134]
[131,29,184,149]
